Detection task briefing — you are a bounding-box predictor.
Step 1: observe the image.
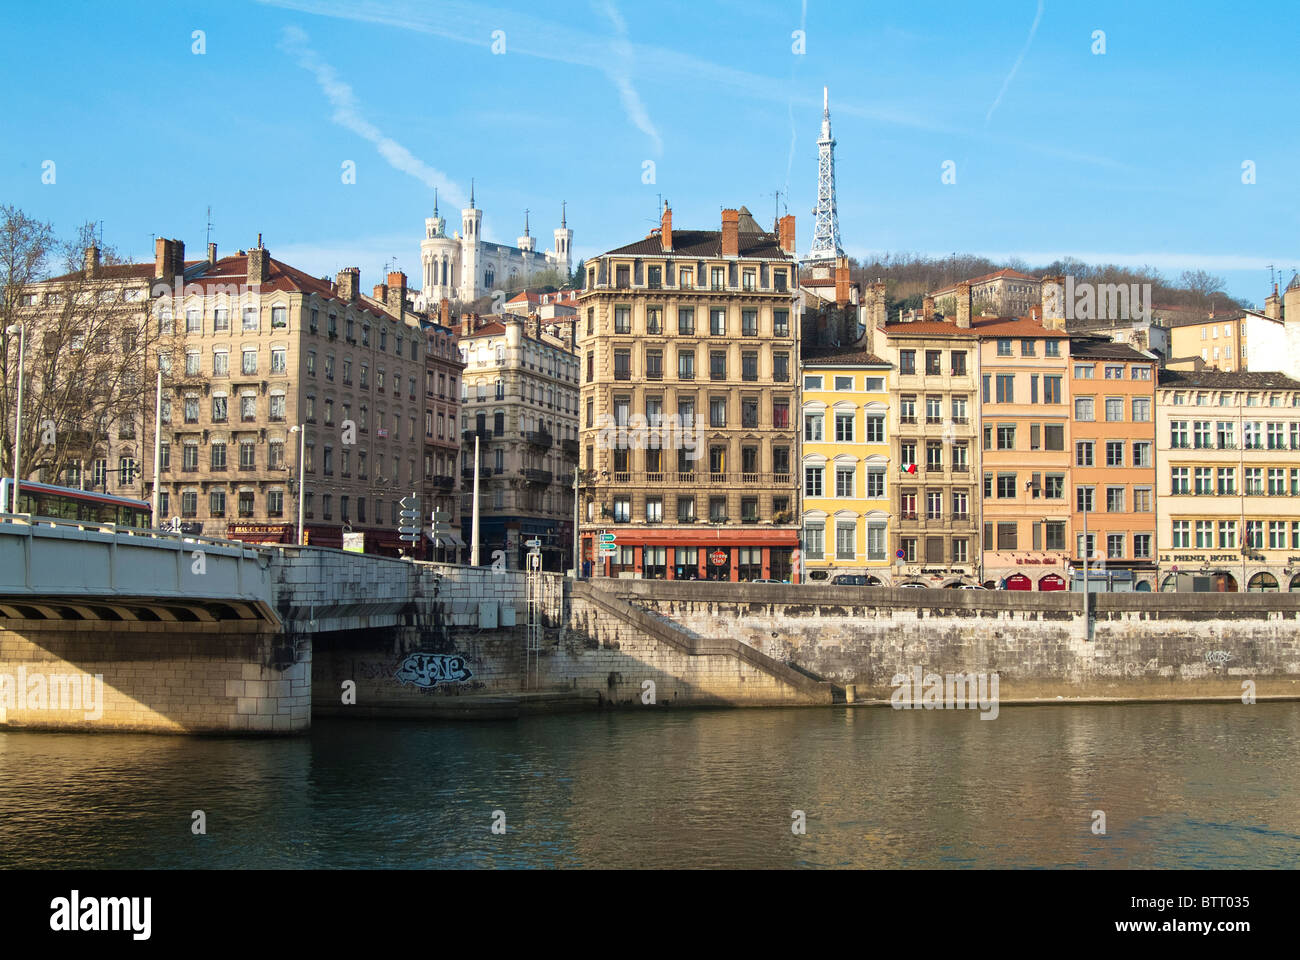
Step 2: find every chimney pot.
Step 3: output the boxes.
[84,245,100,279]
[207,242,217,265]
[660,205,673,252]
[336,268,359,302]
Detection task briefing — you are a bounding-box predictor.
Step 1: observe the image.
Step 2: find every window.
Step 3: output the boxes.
[742,310,758,336]
[804,465,824,497]
[1076,441,1094,467]
[646,307,662,334]
[210,490,226,517]
[1131,398,1151,422]
[614,349,630,380]
[242,307,258,331]
[1044,424,1064,450]
[271,348,287,374]
[742,352,758,382]
[1074,364,1094,379]
[710,308,726,336]
[835,522,856,559]
[995,375,1014,403]
[997,473,1017,498]
[804,413,824,442]
[1171,521,1190,548]
[710,397,727,428]
[241,348,257,375]
[899,351,916,375]
[835,412,854,442]
[614,305,631,334]
[997,522,1017,550]
[925,351,942,375]
[1133,488,1152,512]
[1021,339,1036,357]
[678,308,695,335]
[1105,398,1124,421]
[950,352,967,376]
[1076,486,1095,512]
[1044,474,1065,499]
[1170,467,1189,494]
[1075,397,1094,421]
[804,524,825,560]
[677,349,695,380]
[867,467,885,498]
[210,441,227,470]
[1106,487,1125,512]
[1133,534,1152,559]
[241,394,256,421]
[1105,440,1124,467]
[866,414,884,443]
[996,339,1012,357]
[835,465,855,498]
[774,310,789,336]
[1170,421,1189,448]
[709,352,726,380]
[996,424,1015,450]
[213,350,229,376]
[214,308,230,332]
[774,353,789,382]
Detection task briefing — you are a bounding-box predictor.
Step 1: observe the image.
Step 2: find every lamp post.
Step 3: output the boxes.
[6,323,25,513]
[290,425,307,546]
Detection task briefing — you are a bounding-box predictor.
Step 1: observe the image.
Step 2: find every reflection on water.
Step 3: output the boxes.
[1,703,1297,869]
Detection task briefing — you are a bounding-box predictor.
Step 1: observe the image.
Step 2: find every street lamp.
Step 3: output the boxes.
[290,425,307,546]
[6,324,25,513]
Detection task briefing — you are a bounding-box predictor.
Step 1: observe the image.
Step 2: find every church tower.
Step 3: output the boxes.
[461,179,483,300]
[552,202,573,277]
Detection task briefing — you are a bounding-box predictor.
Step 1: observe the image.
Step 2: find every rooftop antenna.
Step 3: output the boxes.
[1267,264,1275,286]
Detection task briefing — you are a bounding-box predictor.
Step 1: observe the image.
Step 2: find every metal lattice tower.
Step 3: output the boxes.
[807,86,844,265]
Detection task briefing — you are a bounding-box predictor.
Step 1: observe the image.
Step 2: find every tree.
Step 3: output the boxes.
[1,206,190,498]
[569,258,585,289]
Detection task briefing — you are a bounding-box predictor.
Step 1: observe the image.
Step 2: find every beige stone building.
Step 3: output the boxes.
[930,269,1041,319]
[878,284,981,584]
[457,313,579,570]
[576,205,801,582]
[1156,368,1300,592]
[154,240,461,555]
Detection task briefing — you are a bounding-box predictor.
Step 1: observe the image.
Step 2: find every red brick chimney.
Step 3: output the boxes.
[460,314,473,337]
[956,281,972,329]
[439,297,451,327]
[777,214,796,256]
[373,283,388,302]
[834,256,851,306]
[721,208,740,257]
[660,205,673,252]
[922,295,935,319]
[336,267,359,302]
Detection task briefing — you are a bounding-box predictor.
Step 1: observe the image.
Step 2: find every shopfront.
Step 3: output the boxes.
[581,528,800,582]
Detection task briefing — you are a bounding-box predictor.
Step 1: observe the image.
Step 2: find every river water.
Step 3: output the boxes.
[1,703,1296,869]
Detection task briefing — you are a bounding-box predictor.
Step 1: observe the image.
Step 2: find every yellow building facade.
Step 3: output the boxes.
[799,346,894,582]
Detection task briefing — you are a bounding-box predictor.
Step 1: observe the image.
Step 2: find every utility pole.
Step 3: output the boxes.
[572,466,580,578]
[151,367,163,524]
[470,433,481,566]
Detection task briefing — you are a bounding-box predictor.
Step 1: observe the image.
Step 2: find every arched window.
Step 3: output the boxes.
[495,344,505,364]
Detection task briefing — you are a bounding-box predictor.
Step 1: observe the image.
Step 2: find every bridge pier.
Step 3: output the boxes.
[0,618,310,734]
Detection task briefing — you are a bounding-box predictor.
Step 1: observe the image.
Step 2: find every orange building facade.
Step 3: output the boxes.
[976,318,1073,589]
[1068,338,1158,591]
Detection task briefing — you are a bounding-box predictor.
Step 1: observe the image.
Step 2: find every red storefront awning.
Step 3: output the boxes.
[1005,573,1032,591]
[1038,573,1067,591]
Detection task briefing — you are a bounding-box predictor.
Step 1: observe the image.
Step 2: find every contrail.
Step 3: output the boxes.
[593,0,663,155]
[279,25,467,206]
[986,0,1044,126]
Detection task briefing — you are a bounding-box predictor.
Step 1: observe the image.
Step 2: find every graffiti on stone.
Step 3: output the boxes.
[394,652,473,687]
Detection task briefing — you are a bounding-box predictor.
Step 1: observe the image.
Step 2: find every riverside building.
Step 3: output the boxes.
[1156,368,1300,592]
[576,205,800,581]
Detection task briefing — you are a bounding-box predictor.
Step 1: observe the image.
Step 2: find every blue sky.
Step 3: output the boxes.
[2,0,1296,304]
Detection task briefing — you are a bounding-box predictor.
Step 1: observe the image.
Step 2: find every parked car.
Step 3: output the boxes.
[897,582,926,589]
[958,584,987,590]
[832,574,868,586]
[750,578,785,584]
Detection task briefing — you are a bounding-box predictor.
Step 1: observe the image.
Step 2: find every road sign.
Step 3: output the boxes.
[710,550,728,566]
[599,533,616,544]
[399,496,421,544]
[525,538,542,548]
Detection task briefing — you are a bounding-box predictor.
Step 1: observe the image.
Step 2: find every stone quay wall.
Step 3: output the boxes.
[609,580,1300,701]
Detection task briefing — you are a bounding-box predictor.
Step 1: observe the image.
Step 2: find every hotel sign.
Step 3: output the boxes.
[1159,553,1239,563]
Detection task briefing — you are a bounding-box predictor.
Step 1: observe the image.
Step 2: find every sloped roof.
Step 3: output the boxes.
[605,228,788,260]
[1158,368,1300,390]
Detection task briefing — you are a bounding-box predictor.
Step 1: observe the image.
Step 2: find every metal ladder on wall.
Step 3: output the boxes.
[523,547,543,690]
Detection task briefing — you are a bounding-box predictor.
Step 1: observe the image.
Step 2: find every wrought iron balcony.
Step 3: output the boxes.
[525,430,553,448]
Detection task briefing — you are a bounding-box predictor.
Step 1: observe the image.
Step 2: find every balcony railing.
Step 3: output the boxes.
[524,469,553,485]
[900,416,917,425]
[525,430,553,448]
[434,474,456,490]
